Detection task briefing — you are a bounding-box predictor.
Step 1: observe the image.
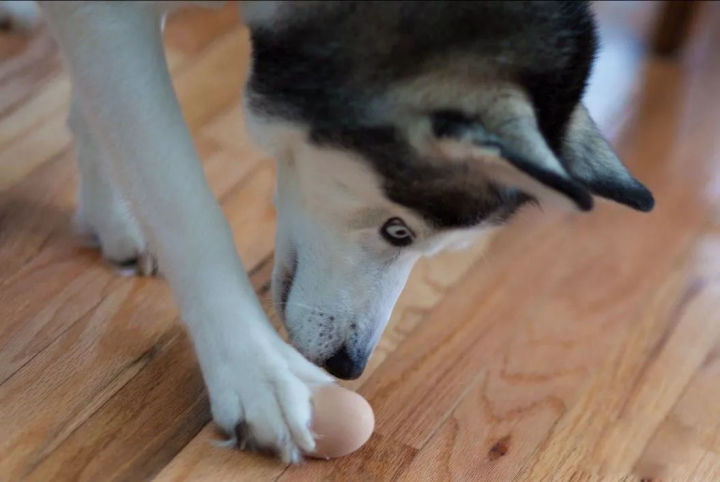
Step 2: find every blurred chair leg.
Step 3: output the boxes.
[651,0,699,56]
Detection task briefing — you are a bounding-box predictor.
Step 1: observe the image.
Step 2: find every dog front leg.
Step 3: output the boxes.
[40,2,331,462]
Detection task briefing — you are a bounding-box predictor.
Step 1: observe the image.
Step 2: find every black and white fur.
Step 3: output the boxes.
[9,1,652,462]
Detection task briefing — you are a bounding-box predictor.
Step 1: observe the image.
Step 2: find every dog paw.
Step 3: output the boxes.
[114,251,159,277]
[74,196,157,276]
[200,332,333,463]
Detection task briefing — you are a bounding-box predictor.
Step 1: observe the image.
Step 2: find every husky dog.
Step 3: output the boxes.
[18,1,653,461]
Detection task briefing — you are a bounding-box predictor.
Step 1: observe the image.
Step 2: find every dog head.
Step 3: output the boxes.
[241,1,654,379]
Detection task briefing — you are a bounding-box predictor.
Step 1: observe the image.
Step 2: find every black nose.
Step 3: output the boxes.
[324,345,366,380]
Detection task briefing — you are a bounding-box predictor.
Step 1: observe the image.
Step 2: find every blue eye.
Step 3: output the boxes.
[380,217,415,247]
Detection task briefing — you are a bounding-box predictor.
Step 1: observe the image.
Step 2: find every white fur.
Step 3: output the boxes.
[68,98,151,272]
[244,111,495,363]
[40,1,331,462]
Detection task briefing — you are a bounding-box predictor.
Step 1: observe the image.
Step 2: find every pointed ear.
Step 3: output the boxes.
[560,104,654,211]
[426,107,594,212]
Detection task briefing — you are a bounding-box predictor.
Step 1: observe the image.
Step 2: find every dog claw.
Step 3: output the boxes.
[114,252,159,277]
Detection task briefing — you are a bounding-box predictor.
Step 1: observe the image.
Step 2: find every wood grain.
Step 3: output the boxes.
[2,3,720,481]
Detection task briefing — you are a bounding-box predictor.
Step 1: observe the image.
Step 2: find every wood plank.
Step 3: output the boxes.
[20,257,274,482]
[633,239,720,481]
[171,27,251,133]
[153,425,285,482]
[0,127,261,385]
[0,149,78,284]
[0,74,69,150]
[513,247,720,480]
[3,3,720,481]
[0,111,71,191]
[0,18,259,380]
[0,20,248,192]
[163,4,240,57]
[0,20,263,470]
[0,151,272,479]
[281,434,417,482]
[0,88,269,476]
[0,28,61,116]
[397,371,564,482]
[0,1,235,123]
[23,327,209,482]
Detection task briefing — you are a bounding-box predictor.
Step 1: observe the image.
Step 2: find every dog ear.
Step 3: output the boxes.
[427,106,595,212]
[423,99,653,212]
[560,104,654,211]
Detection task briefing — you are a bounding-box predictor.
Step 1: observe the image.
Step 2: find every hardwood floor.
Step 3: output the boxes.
[2,3,720,480]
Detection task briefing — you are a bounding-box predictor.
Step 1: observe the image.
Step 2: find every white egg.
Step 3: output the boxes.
[306,385,375,459]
